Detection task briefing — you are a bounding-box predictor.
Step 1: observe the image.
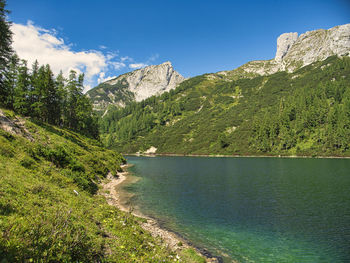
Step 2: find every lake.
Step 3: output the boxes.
[125,156,350,262]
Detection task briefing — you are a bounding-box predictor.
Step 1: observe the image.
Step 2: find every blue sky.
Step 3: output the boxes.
[7,0,350,90]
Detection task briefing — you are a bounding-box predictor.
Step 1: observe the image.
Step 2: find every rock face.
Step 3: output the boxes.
[279,23,350,71]
[218,23,350,78]
[275,32,298,62]
[109,61,184,102]
[87,62,185,112]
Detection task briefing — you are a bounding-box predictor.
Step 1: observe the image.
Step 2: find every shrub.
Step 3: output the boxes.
[64,170,98,194]
[47,146,72,168]
[0,208,103,262]
[20,156,36,169]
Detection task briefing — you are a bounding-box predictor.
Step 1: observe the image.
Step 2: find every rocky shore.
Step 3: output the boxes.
[100,164,222,263]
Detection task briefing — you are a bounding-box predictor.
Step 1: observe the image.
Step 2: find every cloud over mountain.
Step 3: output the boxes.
[11,21,151,91]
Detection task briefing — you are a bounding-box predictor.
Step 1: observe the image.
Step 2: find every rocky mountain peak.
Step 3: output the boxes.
[275,32,298,62]
[279,23,350,71]
[121,61,184,102]
[161,61,172,66]
[87,61,185,112]
[219,23,350,79]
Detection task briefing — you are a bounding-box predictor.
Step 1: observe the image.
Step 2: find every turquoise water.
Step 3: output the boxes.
[125,156,350,262]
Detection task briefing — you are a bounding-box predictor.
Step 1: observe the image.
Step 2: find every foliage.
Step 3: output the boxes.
[0,0,13,94]
[99,56,350,157]
[180,249,206,263]
[0,56,99,138]
[0,113,194,262]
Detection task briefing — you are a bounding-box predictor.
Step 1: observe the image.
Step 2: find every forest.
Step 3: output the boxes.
[0,56,99,138]
[99,56,350,157]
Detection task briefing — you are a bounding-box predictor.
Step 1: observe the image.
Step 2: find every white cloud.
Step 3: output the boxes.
[97,72,117,84]
[127,54,160,70]
[121,56,133,62]
[129,63,148,69]
[10,21,129,91]
[11,22,106,82]
[111,61,126,70]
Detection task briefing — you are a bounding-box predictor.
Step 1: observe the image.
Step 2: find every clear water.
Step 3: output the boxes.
[125,156,350,262]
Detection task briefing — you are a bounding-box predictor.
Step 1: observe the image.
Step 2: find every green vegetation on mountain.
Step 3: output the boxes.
[0,110,195,262]
[87,77,135,113]
[100,56,350,157]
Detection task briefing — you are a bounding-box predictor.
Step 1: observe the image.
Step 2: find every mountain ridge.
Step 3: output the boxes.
[98,22,350,157]
[88,23,349,113]
[87,61,185,113]
[217,23,350,79]
[100,55,350,156]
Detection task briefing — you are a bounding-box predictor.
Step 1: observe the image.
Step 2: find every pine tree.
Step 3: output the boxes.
[66,70,80,129]
[13,59,31,115]
[2,54,19,108]
[56,71,67,126]
[43,65,60,124]
[0,0,13,98]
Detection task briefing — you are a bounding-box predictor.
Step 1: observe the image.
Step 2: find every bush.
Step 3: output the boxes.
[69,160,86,173]
[47,145,72,168]
[19,156,36,169]
[0,208,103,262]
[64,170,98,194]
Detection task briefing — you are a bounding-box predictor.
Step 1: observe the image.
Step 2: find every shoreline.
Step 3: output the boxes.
[124,152,350,159]
[101,164,223,263]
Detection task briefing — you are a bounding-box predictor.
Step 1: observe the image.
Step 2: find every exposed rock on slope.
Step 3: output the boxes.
[87,62,185,112]
[218,23,350,78]
[0,109,34,141]
[275,32,299,62]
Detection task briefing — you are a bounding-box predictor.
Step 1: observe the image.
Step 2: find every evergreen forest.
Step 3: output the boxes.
[100,56,350,157]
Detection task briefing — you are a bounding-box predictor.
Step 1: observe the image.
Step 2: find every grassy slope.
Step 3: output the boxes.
[0,110,201,262]
[100,56,350,157]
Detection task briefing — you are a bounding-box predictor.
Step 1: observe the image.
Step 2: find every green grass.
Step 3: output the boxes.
[0,113,204,262]
[180,249,206,263]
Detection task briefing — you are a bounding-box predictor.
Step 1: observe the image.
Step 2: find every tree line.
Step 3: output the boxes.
[0,0,98,138]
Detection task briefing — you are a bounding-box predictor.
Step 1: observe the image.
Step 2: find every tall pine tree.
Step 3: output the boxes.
[0,0,12,102]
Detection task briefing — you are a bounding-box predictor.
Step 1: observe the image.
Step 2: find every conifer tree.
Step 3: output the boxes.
[2,54,18,108]
[0,0,13,98]
[13,59,31,115]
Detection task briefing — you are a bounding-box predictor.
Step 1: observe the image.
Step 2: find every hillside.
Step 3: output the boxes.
[87,62,185,113]
[100,56,350,157]
[0,109,203,262]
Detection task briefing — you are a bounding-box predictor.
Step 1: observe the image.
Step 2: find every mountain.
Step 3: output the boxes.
[99,24,350,157]
[87,62,185,113]
[217,23,350,79]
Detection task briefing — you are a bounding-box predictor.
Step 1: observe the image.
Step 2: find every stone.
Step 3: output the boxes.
[277,23,350,72]
[275,32,298,62]
[222,23,350,78]
[88,61,185,112]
